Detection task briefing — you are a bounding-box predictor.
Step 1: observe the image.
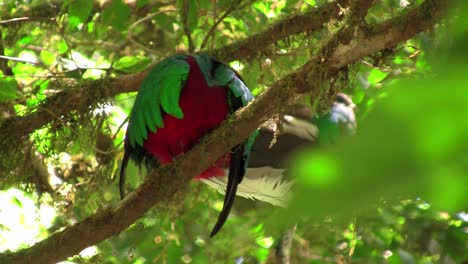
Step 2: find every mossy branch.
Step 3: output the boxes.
[0,0,350,149]
[0,0,450,263]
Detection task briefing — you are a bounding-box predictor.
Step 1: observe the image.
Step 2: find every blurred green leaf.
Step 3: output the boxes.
[285,0,301,8]
[102,0,131,31]
[0,78,18,102]
[368,68,389,84]
[40,50,56,66]
[256,236,274,248]
[293,153,339,187]
[114,56,151,73]
[166,240,183,263]
[18,36,32,46]
[288,65,468,221]
[304,0,317,6]
[137,0,150,8]
[187,1,198,32]
[198,0,210,9]
[56,40,69,54]
[68,0,93,28]
[254,2,270,17]
[254,247,269,262]
[11,196,22,207]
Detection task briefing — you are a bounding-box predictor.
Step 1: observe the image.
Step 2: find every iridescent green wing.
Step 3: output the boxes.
[194,54,254,106]
[128,54,190,147]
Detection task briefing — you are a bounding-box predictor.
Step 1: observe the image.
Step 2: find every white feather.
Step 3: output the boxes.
[201,167,294,207]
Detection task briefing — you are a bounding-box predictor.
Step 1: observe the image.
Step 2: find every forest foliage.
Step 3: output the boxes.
[0,0,466,263]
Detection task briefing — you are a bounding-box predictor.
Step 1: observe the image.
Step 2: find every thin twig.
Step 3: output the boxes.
[200,5,235,50]
[0,54,41,65]
[181,0,195,52]
[0,16,55,25]
[127,9,176,56]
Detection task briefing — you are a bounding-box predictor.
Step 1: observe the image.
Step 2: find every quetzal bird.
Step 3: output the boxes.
[119,54,256,237]
[202,93,357,207]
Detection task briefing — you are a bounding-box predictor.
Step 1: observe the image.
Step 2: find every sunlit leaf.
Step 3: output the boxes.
[18,36,32,46]
[13,63,39,75]
[368,68,389,84]
[56,39,69,54]
[254,2,270,17]
[256,236,274,248]
[40,50,56,66]
[254,248,270,262]
[114,56,151,73]
[87,21,94,33]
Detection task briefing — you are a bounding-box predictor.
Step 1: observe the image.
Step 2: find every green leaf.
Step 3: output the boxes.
[177,0,198,32]
[137,0,150,8]
[254,2,270,17]
[102,0,131,31]
[18,36,32,46]
[166,240,183,264]
[254,248,270,262]
[293,153,340,187]
[187,1,198,32]
[304,0,316,6]
[68,0,93,28]
[87,21,94,32]
[114,56,151,73]
[56,40,69,54]
[40,50,56,66]
[13,63,39,75]
[368,68,389,84]
[11,196,22,207]
[0,77,18,102]
[256,236,274,248]
[285,0,299,8]
[217,0,231,9]
[198,0,210,9]
[154,13,172,29]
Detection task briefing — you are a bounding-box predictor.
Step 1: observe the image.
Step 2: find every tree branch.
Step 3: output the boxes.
[211,0,352,60]
[0,0,351,149]
[275,225,297,264]
[181,0,195,53]
[0,1,449,262]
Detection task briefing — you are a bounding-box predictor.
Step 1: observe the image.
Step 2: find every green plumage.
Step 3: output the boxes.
[128,54,190,147]
[127,54,254,148]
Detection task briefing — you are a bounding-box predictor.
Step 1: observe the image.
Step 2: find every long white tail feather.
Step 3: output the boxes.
[201,167,294,207]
